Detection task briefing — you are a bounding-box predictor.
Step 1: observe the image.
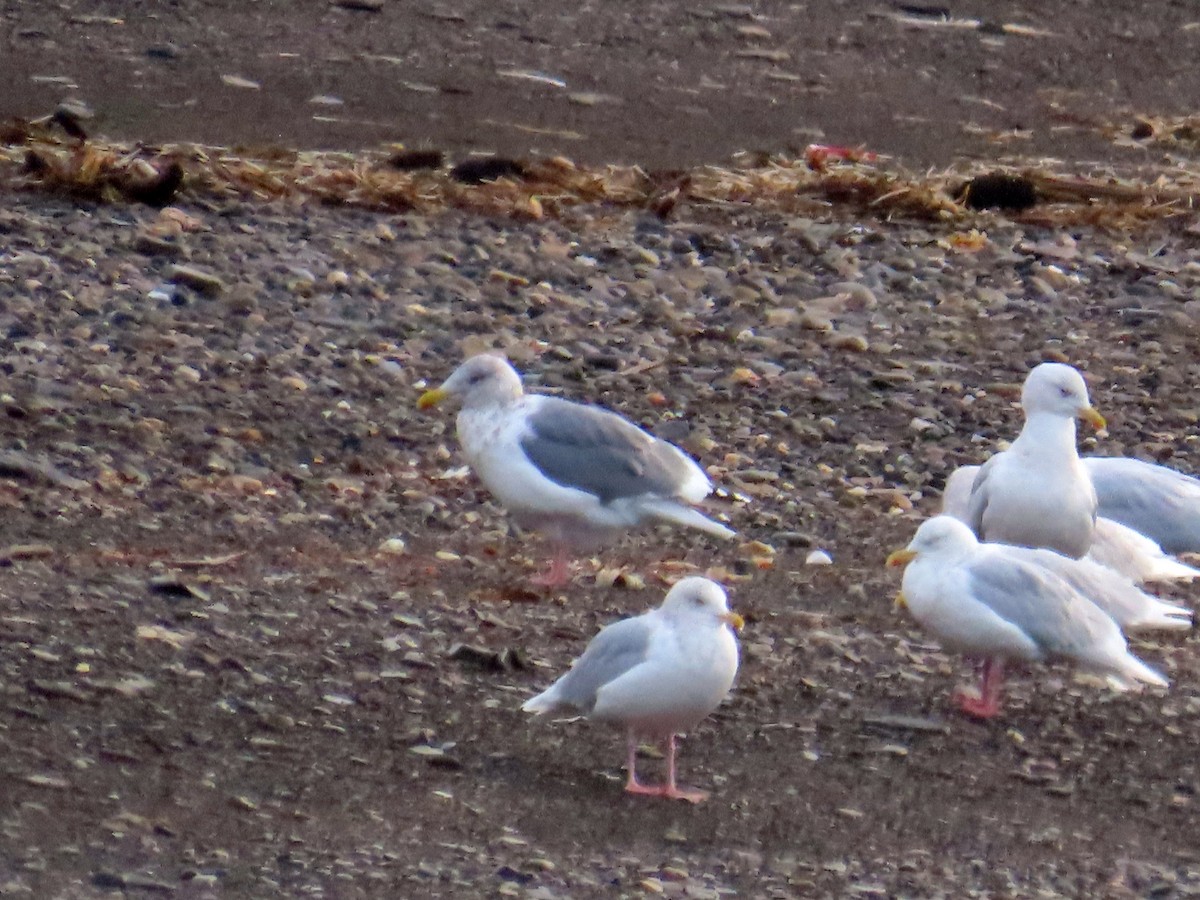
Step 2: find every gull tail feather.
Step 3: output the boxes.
[1126,600,1194,633]
[1106,654,1170,691]
[641,500,736,539]
[521,685,561,715]
[1144,558,1200,583]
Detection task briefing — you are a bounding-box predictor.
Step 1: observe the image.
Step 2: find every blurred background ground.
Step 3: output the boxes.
[3,0,1197,168]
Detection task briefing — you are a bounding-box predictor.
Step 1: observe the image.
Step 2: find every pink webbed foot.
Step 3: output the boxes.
[622,733,709,803]
[530,547,572,588]
[952,687,1003,719]
[624,780,709,804]
[664,784,710,804]
[952,657,1005,719]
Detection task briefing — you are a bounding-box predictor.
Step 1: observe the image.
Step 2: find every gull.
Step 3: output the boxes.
[522,576,742,802]
[418,354,734,586]
[887,516,1168,719]
[965,362,1106,558]
[945,464,1199,586]
[1085,456,1200,556]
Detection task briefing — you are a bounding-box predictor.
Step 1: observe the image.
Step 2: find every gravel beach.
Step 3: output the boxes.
[3,185,1200,896]
[5,1,1200,896]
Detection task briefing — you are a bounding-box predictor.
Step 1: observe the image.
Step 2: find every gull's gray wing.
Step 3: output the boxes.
[967,554,1114,657]
[520,397,700,503]
[1086,457,1200,554]
[548,615,655,712]
[1017,547,1189,630]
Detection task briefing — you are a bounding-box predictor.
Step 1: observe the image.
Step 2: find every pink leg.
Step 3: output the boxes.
[530,545,571,588]
[662,734,709,803]
[953,657,1005,719]
[622,733,709,803]
[623,732,655,795]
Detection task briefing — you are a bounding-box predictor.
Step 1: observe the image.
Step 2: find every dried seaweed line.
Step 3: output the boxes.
[3,119,1200,227]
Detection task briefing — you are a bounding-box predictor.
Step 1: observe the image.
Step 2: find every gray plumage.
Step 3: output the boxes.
[963,363,1102,559]
[894,516,1169,696]
[944,463,1200,586]
[520,398,697,504]
[521,576,741,800]
[1086,456,1200,554]
[527,616,653,714]
[964,457,997,538]
[421,355,734,589]
[967,556,1119,658]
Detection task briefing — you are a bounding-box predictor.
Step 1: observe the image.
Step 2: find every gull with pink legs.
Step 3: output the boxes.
[417,354,735,587]
[887,516,1167,719]
[522,576,742,802]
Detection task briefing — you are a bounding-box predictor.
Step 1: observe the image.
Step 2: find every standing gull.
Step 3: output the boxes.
[418,354,735,586]
[944,465,1200,585]
[965,362,1106,559]
[887,516,1168,719]
[522,576,742,802]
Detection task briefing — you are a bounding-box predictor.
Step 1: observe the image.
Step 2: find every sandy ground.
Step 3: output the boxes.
[4,0,1200,168]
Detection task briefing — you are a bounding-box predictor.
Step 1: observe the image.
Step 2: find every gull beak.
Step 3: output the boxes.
[886,548,917,569]
[720,611,746,632]
[417,386,450,410]
[1079,406,1107,431]
[893,591,908,611]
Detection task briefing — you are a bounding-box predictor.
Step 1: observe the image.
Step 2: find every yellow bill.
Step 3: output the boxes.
[1079,406,1106,430]
[417,387,449,410]
[886,548,917,569]
[721,611,746,632]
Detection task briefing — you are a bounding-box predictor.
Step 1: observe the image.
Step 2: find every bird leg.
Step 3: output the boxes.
[662,733,709,803]
[623,731,656,796]
[530,544,572,588]
[953,657,1005,719]
[622,733,708,803]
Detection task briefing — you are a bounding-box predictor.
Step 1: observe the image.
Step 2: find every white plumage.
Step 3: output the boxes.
[888,517,1168,719]
[1084,518,1200,585]
[522,576,741,802]
[943,465,1197,618]
[965,362,1105,559]
[458,395,717,538]
[947,463,1199,585]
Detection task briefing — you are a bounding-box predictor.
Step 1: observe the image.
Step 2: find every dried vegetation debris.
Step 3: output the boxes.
[4,118,1200,226]
[1117,112,1200,153]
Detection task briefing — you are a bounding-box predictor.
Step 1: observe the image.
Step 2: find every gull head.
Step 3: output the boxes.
[662,576,744,632]
[1021,362,1106,429]
[418,354,525,412]
[887,515,978,569]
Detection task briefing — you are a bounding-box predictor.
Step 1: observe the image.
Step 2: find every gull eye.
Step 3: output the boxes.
[1058,386,1072,398]
[692,595,705,606]
[467,372,486,385]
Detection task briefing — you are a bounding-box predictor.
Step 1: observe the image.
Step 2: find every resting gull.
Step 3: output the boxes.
[887,516,1168,719]
[522,576,742,802]
[1085,456,1200,556]
[945,465,1200,586]
[418,354,735,586]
